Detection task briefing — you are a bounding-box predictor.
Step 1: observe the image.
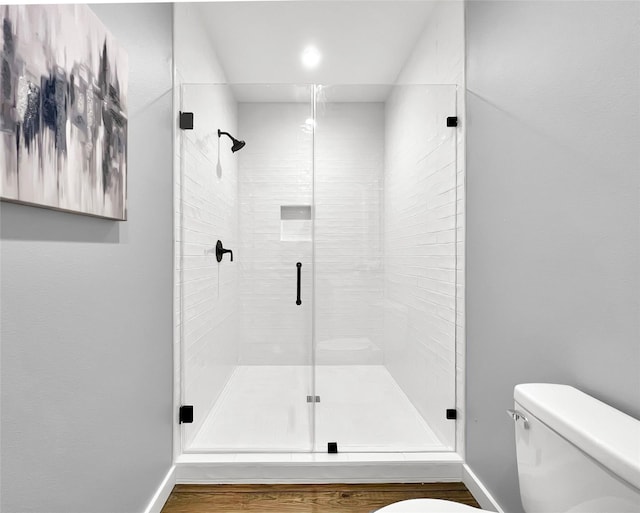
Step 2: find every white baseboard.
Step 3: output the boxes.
[143,465,176,513]
[462,464,504,513]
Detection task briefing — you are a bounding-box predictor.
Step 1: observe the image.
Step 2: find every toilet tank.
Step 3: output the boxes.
[513,384,640,513]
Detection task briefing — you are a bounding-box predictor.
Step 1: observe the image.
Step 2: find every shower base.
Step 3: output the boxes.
[189,365,448,453]
[178,365,460,483]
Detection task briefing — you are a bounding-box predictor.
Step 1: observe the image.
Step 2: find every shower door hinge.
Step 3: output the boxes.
[446,408,457,420]
[306,395,321,403]
[179,111,194,130]
[179,405,194,424]
[446,116,458,127]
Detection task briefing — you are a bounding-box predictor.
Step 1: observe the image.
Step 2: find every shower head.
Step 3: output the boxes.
[231,139,246,153]
[218,129,246,153]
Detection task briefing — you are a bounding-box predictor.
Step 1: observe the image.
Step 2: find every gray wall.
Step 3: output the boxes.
[0,4,174,512]
[465,1,640,512]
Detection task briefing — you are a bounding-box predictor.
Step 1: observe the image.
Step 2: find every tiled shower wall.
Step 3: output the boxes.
[314,102,385,364]
[392,0,465,452]
[174,3,244,446]
[174,3,241,446]
[237,101,385,365]
[179,86,240,447]
[237,102,314,365]
[383,85,457,448]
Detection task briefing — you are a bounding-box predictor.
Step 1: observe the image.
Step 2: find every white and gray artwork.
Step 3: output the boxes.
[0,5,128,220]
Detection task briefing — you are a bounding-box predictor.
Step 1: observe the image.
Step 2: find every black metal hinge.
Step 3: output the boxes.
[179,111,194,130]
[327,442,338,454]
[179,405,194,424]
[446,408,457,420]
[446,116,458,127]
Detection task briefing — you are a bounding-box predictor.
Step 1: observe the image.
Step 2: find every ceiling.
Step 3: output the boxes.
[227,83,394,102]
[199,1,436,91]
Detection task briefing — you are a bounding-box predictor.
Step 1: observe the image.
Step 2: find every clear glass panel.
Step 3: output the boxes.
[179,84,315,452]
[313,84,458,452]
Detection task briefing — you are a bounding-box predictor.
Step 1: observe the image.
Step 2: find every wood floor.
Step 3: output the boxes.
[160,483,481,512]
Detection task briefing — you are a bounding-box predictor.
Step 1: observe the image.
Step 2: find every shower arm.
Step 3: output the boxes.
[217,129,246,153]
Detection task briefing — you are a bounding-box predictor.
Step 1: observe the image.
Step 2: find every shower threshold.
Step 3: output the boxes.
[174,451,464,484]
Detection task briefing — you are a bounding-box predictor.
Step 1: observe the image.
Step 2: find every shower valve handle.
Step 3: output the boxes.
[216,240,233,262]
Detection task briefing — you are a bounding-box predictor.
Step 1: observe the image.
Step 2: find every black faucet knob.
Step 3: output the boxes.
[215,240,233,262]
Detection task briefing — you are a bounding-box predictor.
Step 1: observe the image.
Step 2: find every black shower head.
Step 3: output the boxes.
[231,139,246,153]
[218,129,246,153]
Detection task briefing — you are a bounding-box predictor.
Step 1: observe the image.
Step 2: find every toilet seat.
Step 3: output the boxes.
[376,498,489,512]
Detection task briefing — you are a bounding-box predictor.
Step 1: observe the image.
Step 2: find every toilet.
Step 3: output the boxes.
[377,383,640,512]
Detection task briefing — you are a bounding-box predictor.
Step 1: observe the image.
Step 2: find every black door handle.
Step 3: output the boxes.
[296,262,302,305]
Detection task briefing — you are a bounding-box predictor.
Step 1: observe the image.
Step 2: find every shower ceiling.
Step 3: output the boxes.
[200,1,437,90]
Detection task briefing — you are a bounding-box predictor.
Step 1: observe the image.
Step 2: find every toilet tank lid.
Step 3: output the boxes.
[514,383,640,491]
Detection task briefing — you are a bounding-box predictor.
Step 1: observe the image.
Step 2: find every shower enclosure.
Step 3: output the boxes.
[178,83,458,454]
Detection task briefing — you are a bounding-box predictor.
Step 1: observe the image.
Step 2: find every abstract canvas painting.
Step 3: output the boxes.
[1,5,128,220]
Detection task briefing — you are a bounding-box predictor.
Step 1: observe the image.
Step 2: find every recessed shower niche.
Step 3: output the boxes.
[178,83,458,455]
[281,205,312,242]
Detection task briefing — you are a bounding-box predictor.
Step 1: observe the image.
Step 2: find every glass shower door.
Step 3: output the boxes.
[179,83,458,454]
[179,84,316,452]
[312,84,458,452]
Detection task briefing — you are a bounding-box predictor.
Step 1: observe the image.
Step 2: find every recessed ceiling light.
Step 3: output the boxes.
[301,46,321,69]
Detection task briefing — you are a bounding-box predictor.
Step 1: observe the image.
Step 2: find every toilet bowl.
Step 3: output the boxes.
[376,498,486,512]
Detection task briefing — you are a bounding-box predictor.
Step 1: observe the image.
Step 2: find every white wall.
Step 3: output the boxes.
[385,0,465,451]
[174,4,239,448]
[396,1,465,86]
[1,4,173,512]
[465,2,640,512]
